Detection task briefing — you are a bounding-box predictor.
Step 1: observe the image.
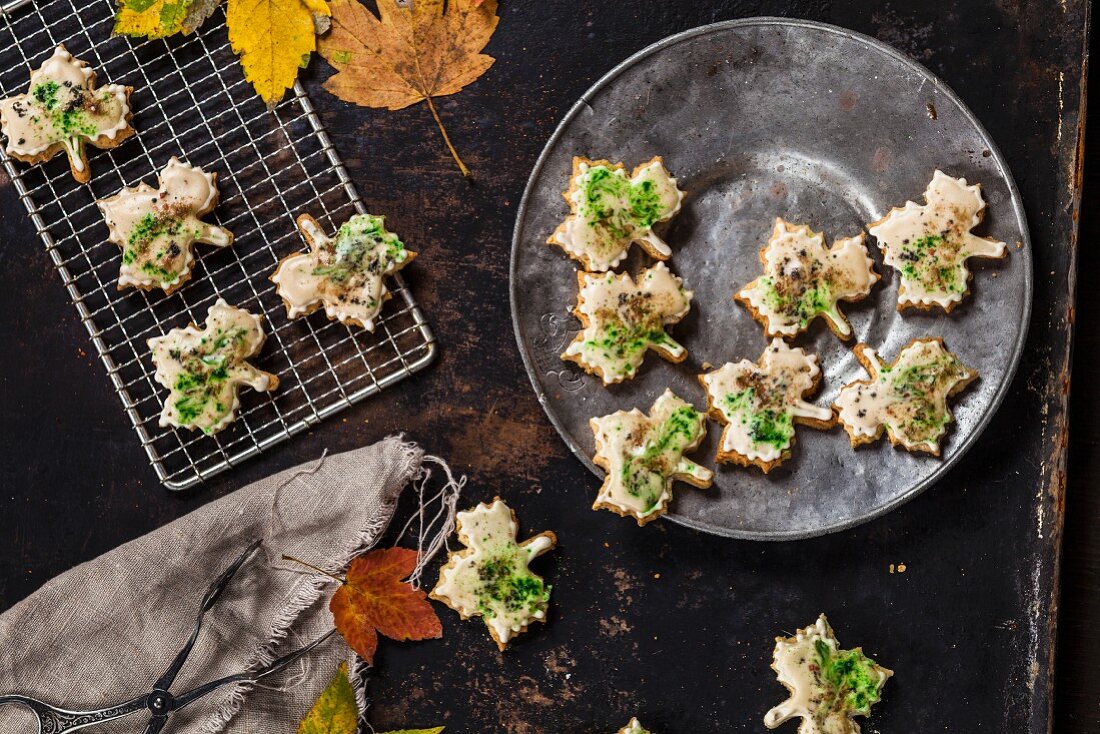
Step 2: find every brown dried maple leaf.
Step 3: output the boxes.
[290,547,442,664]
[317,0,499,176]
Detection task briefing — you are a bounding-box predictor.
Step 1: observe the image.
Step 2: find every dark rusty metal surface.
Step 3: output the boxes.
[0,2,1087,733]
[512,18,1034,539]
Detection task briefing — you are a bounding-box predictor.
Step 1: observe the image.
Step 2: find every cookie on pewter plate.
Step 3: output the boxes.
[98,157,232,295]
[563,262,693,385]
[271,212,416,331]
[548,155,684,272]
[833,337,977,455]
[590,389,712,525]
[736,219,878,340]
[868,170,1006,312]
[0,44,133,183]
[699,338,833,473]
[431,498,556,651]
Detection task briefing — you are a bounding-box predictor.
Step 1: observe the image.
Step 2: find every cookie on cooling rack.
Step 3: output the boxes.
[0,44,133,184]
[548,156,685,272]
[765,614,892,734]
[148,298,278,435]
[589,389,712,525]
[563,262,693,385]
[868,170,1007,312]
[735,219,879,340]
[98,157,232,295]
[431,498,556,651]
[699,338,833,473]
[270,212,416,332]
[833,337,977,455]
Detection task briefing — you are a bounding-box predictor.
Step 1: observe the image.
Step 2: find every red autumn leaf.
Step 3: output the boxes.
[329,547,442,664]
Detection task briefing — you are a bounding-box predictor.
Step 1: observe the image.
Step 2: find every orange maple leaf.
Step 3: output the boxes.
[328,547,442,664]
[317,0,499,176]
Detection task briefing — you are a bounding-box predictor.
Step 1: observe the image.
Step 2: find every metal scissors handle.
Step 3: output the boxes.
[0,541,337,734]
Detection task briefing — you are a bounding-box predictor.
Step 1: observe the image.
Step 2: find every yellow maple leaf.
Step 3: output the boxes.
[318,0,499,176]
[227,0,332,108]
[114,0,220,38]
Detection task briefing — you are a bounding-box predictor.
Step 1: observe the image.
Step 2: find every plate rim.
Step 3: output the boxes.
[509,16,1034,541]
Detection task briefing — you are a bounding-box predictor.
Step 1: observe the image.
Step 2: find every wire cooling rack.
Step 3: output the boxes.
[0,0,437,489]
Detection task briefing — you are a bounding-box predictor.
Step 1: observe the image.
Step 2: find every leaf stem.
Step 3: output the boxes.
[424,95,470,178]
[282,554,346,584]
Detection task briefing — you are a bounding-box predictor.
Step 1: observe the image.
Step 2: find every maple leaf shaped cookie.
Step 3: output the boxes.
[868,170,1007,311]
[766,615,892,734]
[148,299,278,434]
[563,262,693,385]
[271,213,415,331]
[736,219,878,340]
[98,157,232,294]
[431,498,556,650]
[0,45,133,183]
[833,338,977,455]
[548,156,685,272]
[617,719,651,734]
[590,389,713,525]
[699,339,833,473]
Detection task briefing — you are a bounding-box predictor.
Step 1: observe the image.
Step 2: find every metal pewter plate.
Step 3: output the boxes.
[510,18,1032,539]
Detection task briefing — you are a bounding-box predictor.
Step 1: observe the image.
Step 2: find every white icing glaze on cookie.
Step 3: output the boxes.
[563,262,692,385]
[617,718,650,734]
[590,389,713,524]
[737,219,878,339]
[868,170,1006,310]
[700,339,832,467]
[271,213,413,331]
[765,614,892,734]
[98,157,231,293]
[833,338,977,454]
[148,299,277,435]
[0,45,130,173]
[431,498,555,650]
[549,156,684,271]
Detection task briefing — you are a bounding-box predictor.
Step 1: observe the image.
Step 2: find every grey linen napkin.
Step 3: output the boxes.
[0,436,432,734]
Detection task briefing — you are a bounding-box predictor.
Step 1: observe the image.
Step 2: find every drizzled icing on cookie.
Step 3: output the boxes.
[549,156,684,271]
[765,614,892,734]
[431,499,554,650]
[563,262,692,385]
[700,339,832,468]
[271,213,413,331]
[617,719,651,734]
[736,219,878,339]
[590,389,712,524]
[148,299,277,435]
[98,157,231,293]
[868,170,1006,310]
[834,339,977,454]
[0,45,130,175]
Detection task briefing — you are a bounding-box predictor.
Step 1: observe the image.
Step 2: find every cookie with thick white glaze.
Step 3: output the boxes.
[431,498,555,651]
[563,262,692,385]
[736,219,878,340]
[765,614,892,734]
[0,45,133,183]
[833,337,977,455]
[271,212,416,331]
[98,157,232,295]
[590,389,713,525]
[699,338,833,473]
[548,156,684,272]
[148,299,278,435]
[867,170,1007,312]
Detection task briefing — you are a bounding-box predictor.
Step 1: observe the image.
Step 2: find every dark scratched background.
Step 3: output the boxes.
[0,2,1091,733]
